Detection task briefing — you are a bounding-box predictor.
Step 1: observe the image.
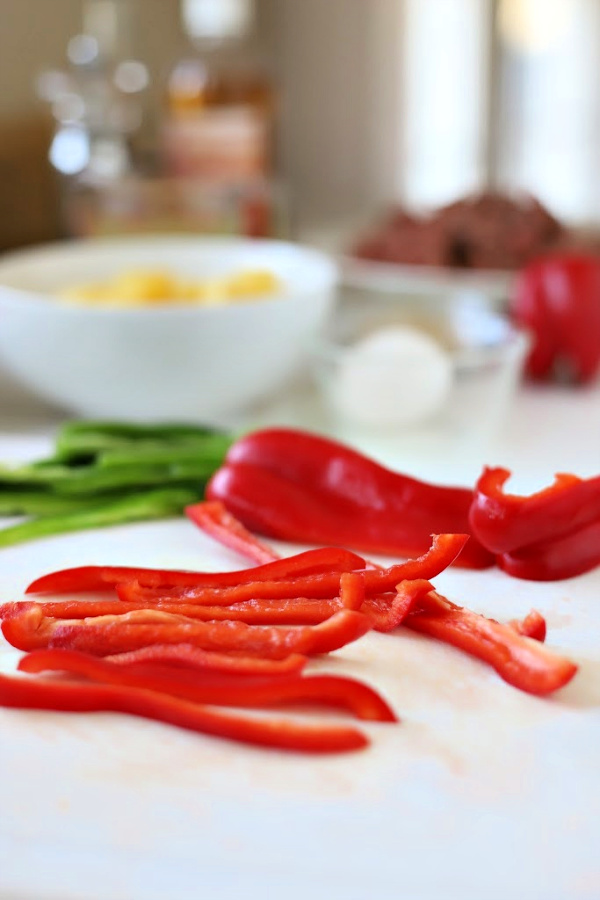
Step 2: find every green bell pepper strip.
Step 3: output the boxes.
[0,487,200,549]
[0,492,116,517]
[96,434,233,469]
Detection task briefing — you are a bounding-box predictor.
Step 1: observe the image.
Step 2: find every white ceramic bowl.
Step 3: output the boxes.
[0,235,338,421]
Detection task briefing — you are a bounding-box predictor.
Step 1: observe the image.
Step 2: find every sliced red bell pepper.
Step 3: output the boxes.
[207,429,495,568]
[185,500,280,565]
[2,599,133,620]
[115,576,346,605]
[25,546,366,595]
[2,603,371,659]
[3,587,549,639]
[104,644,308,676]
[405,591,577,695]
[469,466,600,554]
[510,610,546,642]
[339,572,365,610]
[0,671,368,754]
[497,516,600,581]
[18,649,397,722]
[116,533,469,607]
[4,595,359,627]
[362,580,434,632]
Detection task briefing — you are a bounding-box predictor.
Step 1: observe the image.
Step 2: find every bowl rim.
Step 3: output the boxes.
[0,234,339,316]
[310,311,531,371]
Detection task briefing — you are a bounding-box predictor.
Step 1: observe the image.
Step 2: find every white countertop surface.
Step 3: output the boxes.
[0,375,599,900]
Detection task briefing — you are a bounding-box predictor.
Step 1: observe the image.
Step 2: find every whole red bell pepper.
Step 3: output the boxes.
[0,671,368,754]
[18,649,397,722]
[206,429,495,569]
[510,253,600,382]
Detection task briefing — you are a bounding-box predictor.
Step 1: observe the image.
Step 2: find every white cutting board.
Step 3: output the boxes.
[0,433,599,900]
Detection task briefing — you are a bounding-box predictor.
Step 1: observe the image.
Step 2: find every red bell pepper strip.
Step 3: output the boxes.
[2,603,372,659]
[362,580,434,632]
[510,610,546,642]
[207,428,495,568]
[0,671,368,754]
[114,571,366,622]
[497,516,600,581]
[405,591,577,695]
[18,649,397,723]
[5,573,408,630]
[25,546,366,595]
[185,500,280,565]
[116,533,469,606]
[339,572,365,610]
[3,595,360,627]
[509,253,600,383]
[2,599,133,620]
[469,466,600,554]
[104,644,308,676]
[115,577,346,605]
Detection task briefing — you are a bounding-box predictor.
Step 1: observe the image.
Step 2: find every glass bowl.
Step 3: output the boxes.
[308,290,530,468]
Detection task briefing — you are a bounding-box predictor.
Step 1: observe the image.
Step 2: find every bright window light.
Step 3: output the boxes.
[400,0,491,210]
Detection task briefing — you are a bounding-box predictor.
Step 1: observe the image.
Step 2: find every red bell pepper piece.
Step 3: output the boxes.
[0,671,368,754]
[114,570,367,622]
[510,253,600,383]
[497,516,600,581]
[104,644,308,676]
[185,500,280,565]
[405,591,577,695]
[469,466,600,554]
[361,580,434,632]
[2,603,371,659]
[206,429,495,569]
[4,595,360,626]
[2,599,135,620]
[510,610,546,642]
[6,572,413,630]
[18,649,397,722]
[116,533,470,606]
[339,572,365,609]
[115,577,343,605]
[25,546,366,595]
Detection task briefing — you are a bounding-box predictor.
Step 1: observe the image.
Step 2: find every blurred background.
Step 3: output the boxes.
[1,0,599,475]
[3,0,600,250]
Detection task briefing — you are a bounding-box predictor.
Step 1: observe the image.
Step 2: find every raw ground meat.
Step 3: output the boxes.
[352,192,574,271]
